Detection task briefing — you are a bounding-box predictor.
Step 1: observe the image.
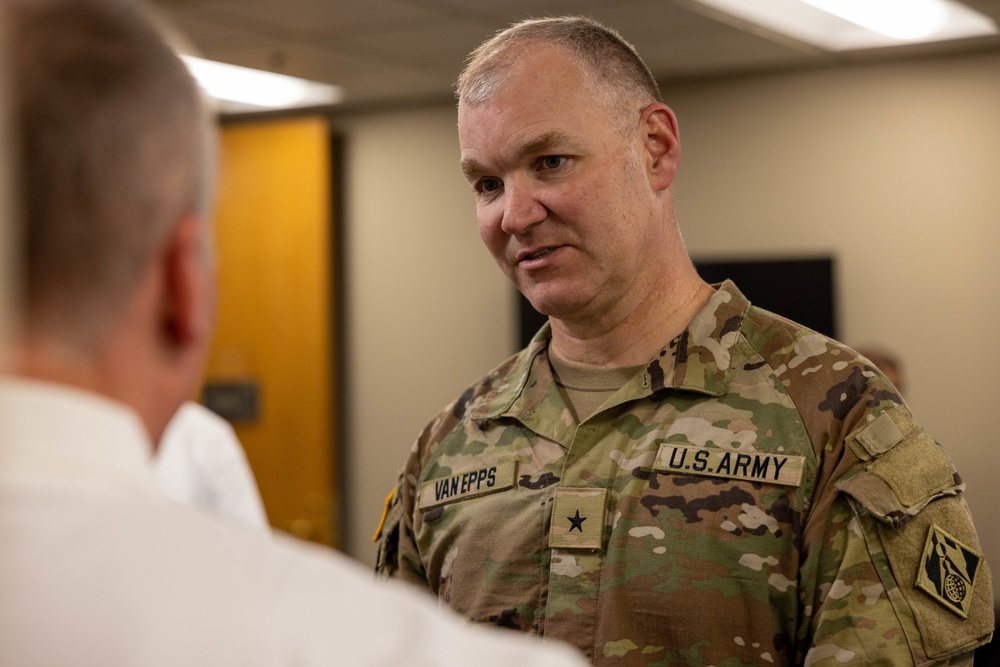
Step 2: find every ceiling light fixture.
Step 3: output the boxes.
[690,0,997,51]
[181,56,343,112]
[800,0,948,40]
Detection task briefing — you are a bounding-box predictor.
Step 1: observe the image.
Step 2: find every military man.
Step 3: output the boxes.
[376,16,994,666]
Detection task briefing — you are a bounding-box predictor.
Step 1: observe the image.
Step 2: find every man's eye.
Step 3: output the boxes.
[539,156,568,170]
[477,178,502,194]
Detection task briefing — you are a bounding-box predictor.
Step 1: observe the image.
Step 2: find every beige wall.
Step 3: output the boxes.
[339,51,1000,600]
[339,107,517,561]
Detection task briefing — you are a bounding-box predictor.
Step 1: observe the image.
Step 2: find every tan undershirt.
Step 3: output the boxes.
[549,353,645,424]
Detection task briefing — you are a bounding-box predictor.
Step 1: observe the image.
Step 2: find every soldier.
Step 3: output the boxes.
[376,16,994,666]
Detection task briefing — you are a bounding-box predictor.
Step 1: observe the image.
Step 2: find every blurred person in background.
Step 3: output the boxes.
[856,345,906,397]
[0,1,589,665]
[155,400,269,531]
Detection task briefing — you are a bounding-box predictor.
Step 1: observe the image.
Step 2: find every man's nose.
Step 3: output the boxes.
[500,178,546,235]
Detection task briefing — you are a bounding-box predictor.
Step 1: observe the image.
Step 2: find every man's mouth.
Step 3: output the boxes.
[523,247,556,261]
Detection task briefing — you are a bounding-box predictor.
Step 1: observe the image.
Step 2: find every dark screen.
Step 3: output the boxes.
[517,256,837,348]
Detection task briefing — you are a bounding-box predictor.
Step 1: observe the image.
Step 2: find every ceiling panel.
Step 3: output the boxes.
[406,0,654,22]
[558,2,825,76]
[210,41,452,105]
[158,0,437,34]
[339,16,498,69]
[153,0,1000,111]
[159,6,279,54]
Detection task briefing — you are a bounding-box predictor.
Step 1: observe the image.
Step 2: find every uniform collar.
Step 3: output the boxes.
[645,279,750,397]
[470,280,751,423]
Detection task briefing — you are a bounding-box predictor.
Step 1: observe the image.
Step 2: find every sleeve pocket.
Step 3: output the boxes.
[836,432,963,529]
[836,433,994,661]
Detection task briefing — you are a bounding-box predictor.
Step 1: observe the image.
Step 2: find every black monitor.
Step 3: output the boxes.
[517,256,837,348]
[693,256,837,339]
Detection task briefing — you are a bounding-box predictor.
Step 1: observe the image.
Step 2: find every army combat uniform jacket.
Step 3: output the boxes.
[377,281,994,666]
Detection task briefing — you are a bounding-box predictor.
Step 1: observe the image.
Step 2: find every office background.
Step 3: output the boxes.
[152,0,1000,602]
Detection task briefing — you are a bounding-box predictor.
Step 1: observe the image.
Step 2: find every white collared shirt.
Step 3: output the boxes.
[155,401,269,530]
[0,378,587,667]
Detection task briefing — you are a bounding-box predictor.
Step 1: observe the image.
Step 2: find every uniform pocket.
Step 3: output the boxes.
[836,432,993,660]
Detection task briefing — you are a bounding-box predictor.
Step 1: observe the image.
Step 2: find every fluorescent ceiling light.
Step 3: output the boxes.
[691,0,997,51]
[801,0,947,40]
[181,56,343,112]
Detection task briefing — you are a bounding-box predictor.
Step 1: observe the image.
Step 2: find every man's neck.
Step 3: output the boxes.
[7,337,110,396]
[548,276,714,369]
[6,330,174,448]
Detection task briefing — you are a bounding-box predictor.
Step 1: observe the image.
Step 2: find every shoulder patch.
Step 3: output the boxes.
[869,497,995,659]
[915,524,984,619]
[373,485,397,543]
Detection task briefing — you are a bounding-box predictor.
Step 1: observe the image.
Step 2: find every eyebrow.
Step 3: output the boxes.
[460,130,583,182]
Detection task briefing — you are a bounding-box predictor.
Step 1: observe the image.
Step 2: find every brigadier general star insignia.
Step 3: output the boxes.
[567,509,586,533]
[915,524,983,618]
[549,487,606,550]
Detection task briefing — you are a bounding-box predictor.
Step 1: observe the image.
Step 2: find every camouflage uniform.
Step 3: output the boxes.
[377,281,993,666]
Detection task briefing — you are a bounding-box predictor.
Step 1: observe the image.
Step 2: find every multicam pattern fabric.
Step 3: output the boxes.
[377,281,993,666]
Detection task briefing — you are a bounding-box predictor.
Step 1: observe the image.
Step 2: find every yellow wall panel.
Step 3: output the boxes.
[205,116,337,546]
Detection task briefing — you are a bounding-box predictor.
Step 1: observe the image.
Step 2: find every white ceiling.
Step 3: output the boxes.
[153,0,1000,111]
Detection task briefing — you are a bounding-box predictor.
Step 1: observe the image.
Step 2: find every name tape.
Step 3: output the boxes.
[418,460,517,509]
[654,443,805,487]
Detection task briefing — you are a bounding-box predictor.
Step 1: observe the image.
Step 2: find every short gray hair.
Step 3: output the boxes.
[5,0,213,348]
[457,16,662,120]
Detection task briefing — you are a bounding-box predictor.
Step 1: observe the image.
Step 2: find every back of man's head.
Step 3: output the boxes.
[457,16,662,125]
[6,0,210,351]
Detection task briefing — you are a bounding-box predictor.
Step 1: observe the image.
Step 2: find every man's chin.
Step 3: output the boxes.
[523,294,584,320]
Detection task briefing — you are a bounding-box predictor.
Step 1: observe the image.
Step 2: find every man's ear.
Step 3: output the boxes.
[161,212,212,348]
[640,103,681,192]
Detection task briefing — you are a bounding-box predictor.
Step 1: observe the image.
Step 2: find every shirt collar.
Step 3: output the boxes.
[470,280,751,421]
[0,377,162,498]
[645,279,750,397]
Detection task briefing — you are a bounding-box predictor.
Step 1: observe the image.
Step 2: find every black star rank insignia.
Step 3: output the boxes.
[915,524,983,618]
[548,487,607,550]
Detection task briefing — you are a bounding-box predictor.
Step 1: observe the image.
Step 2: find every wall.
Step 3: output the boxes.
[338,107,516,558]
[339,51,1000,601]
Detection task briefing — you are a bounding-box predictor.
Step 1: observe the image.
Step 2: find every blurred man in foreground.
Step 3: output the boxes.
[376,16,993,665]
[0,1,588,665]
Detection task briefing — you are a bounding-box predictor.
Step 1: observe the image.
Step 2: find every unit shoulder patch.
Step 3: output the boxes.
[915,524,984,619]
